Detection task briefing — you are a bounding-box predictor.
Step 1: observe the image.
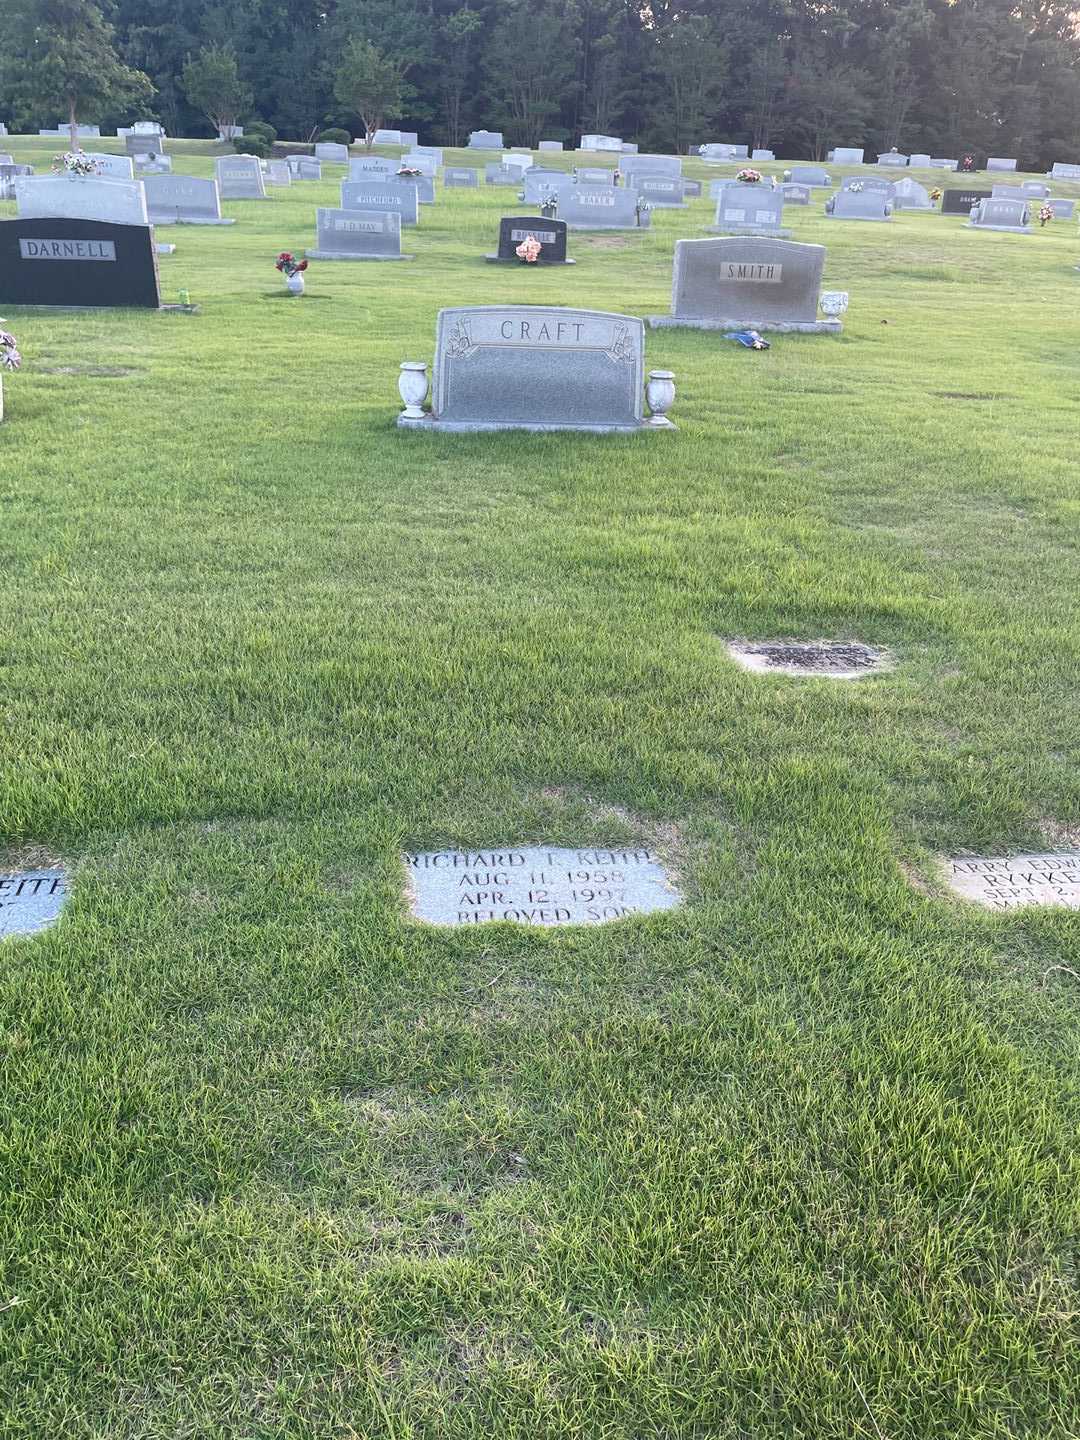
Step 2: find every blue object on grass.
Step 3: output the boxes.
[722,329,770,349]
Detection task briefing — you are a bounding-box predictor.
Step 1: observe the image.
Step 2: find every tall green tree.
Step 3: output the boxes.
[652,15,726,155]
[0,0,153,145]
[484,0,575,147]
[333,36,410,148]
[182,44,251,135]
[439,7,482,146]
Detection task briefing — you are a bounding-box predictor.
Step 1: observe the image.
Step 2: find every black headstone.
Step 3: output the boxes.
[0,218,161,308]
[941,188,992,214]
[495,215,570,263]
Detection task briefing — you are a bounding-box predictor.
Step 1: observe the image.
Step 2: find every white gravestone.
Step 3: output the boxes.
[144,174,233,225]
[712,183,789,236]
[341,179,419,225]
[216,155,267,199]
[15,174,148,226]
[986,157,1018,172]
[85,153,134,179]
[314,142,349,164]
[944,855,1080,911]
[405,847,681,926]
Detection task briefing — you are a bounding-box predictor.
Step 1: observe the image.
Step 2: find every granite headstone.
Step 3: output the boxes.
[650,237,839,334]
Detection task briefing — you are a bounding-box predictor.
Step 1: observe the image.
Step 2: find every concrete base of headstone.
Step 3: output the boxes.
[306,249,414,260]
[823,212,892,222]
[964,222,1032,233]
[484,254,575,264]
[150,216,235,226]
[649,314,840,335]
[398,414,669,434]
[708,224,792,238]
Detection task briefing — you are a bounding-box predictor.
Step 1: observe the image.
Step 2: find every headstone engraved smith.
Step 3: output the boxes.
[650,238,840,334]
[398,306,674,433]
[405,847,681,926]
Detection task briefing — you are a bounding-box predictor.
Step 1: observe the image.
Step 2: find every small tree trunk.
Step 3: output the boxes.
[68,96,79,151]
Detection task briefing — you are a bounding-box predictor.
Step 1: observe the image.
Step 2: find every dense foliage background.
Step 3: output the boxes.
[3,0,1080,166]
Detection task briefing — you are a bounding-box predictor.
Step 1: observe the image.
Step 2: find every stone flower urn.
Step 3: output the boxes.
[819,291,849,323]
[398,361,429,419]
[646,370,676,427]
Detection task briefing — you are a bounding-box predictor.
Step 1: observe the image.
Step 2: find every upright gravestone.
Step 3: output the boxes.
[967,197,1030,232]
[1051,161,1080,180]
[398,306,672,433]
[15,174,148,226]
[485,164,522,186]
[307,207,412,260]
[144,174,233,225]
[941,187,992,214]
[684,179,702,198]
[877,151,908,167]
[712,183,789,236]
[891,178,933,210]
[85,153,134,180]
[1045,198,1076,219]
[929,158,959,170]
[832,147,864,165]
[341,179,419,225]
[789,166,831,187]
[372,129,401,145]
[216,155,267,199]
[634,174,687,208]
[468,130,504,149]
[580,134,622,152]
[0,217,161,308]
[395,173,435,204]
[500,154,532,174]
[825,188,893,221]
[991,184,1027,200]
[649,237,840,334]
[538,140,564,152]
[840,175,894,195]
[575,166,617,184]
[781,183,810,205]
[124,132,165,157]
[314,142,349,164]
[986,157,1018,172]
[287,156,322,180]
[699,143,740,162]
[135,156,172,175]
[908,153,931,167]
[486,215,572,264]
[751,149,775,161]
[621,155,682,181]
[403,151,438,176]
[349,155,397,179]
[1021,181,1051,198]
[557,185,649,229]
[266,160,292,186]
[521,170,570,204]
[444,166,479,188]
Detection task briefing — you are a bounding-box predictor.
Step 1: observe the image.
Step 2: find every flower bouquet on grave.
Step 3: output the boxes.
[930,187,942,203]
[847,180,864,193]
[736,167,763,184]
[275,251,308,293]
[634,197,651,227]
[0,327,21,371]
[961,154,975,172]
[515,234,542,263]
[538,190,559,219]
[397,165,422,178]
[1039,203,1054,226]
[52,150,98,177]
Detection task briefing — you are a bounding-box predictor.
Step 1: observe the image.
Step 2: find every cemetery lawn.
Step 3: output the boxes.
[2,139,1080,1440]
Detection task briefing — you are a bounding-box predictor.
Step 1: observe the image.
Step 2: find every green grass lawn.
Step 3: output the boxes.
[1,138,1079,1438]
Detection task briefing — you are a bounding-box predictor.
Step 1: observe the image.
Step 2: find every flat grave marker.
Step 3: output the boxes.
[0,869,68,939]
[944,855,1080,911]
[404,846,681,926]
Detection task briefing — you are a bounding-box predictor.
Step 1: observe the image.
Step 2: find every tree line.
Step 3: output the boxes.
[3,0,1080,166]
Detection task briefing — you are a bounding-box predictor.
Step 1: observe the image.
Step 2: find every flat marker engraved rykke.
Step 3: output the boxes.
[945,853,1080,910]
[405,845,681,926]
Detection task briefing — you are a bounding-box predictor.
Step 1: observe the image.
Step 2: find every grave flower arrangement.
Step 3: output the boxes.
[847,180,864,193]
[538,191,559,219]
[930,186,942,202]
[635,196,651,225]
[736,167,763,184]
[397,165,422,178]
[275,251,308,278]
[961,154,975,172]
[515,234,542,263]
[53,150,98,177]
[1039,202,1054,226]
[0,327,21,371]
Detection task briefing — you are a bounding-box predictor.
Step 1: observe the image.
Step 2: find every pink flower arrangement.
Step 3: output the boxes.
[0,327,21,371]
[1038,202,1054,226]
[515,234,542,263]
[736,167,763,183]
[275,251,308,277]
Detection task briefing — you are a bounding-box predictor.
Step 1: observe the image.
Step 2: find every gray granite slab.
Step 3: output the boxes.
[314,142,349,163]
[986,157,1018,172]
[1051,161,1080,180]
[340,179,419,224]
[651,236,838,333]
[307,206,413,259]
[444,166,479,187]
[215,155,267,199]
[832,147,864,165]
[944,854,1080,910]
[144,174,233,225]
[538,140,564,151]
[349,155,397,179]
[788,166,831,187]
[712,183,788,235]
[468,130,504,149]
[401,305,669,433]
[556,185,650,229]
[621,154,682,180]
[404,846,680,925]
[634,174,687,207]
[0,869,68,938]
[966,197,1031,232]
[825,189,893,220]
[15,175,149,225]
